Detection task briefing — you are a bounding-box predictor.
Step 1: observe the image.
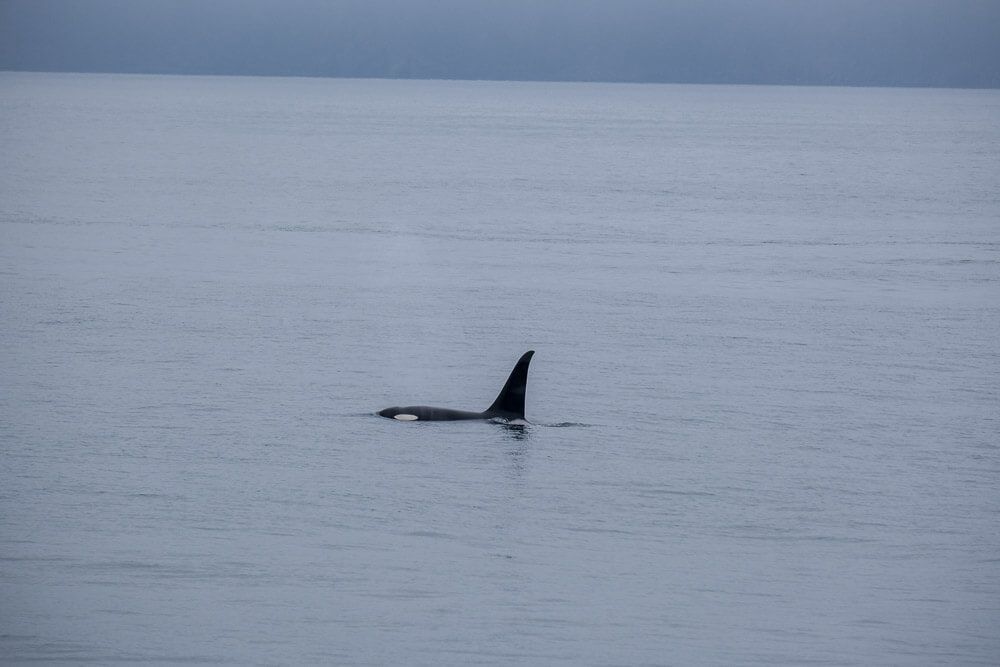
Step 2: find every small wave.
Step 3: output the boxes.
[488,417,530,426]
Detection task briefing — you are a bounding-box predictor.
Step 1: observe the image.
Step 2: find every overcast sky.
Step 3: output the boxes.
[2,0,998,87]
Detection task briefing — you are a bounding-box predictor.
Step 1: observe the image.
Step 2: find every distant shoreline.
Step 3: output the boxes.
[2,69,998,92]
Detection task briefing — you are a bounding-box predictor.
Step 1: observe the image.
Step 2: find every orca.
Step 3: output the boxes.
[378,351,534,422]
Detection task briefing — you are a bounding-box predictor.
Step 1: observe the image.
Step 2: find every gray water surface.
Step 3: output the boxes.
[1,73,998,665]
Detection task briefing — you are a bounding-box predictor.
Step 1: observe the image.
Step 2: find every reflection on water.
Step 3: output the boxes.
[498,422,529,439]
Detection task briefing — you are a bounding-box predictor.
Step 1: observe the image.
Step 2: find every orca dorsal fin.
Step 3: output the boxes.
[485,350,534,419]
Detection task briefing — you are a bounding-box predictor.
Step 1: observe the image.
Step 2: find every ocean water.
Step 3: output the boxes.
[1,72,998,665]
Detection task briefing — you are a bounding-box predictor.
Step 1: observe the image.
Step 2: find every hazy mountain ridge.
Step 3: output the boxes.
[2,0,999,87]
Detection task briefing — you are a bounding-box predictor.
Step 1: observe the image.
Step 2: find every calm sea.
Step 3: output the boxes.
[1,72,998,665]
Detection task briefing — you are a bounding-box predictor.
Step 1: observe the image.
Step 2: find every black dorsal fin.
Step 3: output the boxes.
[485,351,534,419]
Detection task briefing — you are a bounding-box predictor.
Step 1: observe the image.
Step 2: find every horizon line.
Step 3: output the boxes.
[2,68,998,93]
